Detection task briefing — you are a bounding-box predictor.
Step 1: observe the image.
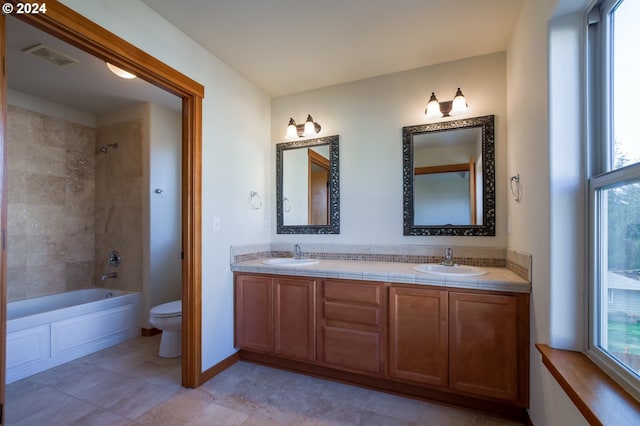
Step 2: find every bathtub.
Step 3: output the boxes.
[6,288,141,384]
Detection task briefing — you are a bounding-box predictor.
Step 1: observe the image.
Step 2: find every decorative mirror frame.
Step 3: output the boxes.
[403,115,495,236]
[276,135,340,234]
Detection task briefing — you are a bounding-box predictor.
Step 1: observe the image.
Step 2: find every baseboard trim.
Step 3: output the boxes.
[141,328,161,337]
[525,413,534,426]
[199,351,241,384]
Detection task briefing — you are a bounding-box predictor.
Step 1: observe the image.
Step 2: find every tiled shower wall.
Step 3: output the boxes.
[95,121,143,293]
[6,105,143,301]
[6,105,96,301]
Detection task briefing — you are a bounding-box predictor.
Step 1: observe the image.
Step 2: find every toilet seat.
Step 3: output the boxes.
[150,300,181,318]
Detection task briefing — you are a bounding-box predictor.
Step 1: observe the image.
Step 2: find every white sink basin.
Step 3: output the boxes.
[412,263,487,277]
[262,258,319,266]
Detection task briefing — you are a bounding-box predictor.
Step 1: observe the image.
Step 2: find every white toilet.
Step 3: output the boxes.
[149,300,182,358]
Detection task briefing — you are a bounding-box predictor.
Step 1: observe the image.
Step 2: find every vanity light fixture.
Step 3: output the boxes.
[106,62,136,79]
[425,87,469,118]
[286,114,322,138]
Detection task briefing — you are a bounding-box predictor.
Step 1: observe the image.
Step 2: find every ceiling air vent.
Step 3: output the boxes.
[22,43,79,67]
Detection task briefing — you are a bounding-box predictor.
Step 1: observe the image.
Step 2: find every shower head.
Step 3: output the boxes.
[98,143,118,154]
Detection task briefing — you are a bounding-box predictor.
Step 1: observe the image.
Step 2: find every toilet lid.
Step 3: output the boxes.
[150,300,181,317]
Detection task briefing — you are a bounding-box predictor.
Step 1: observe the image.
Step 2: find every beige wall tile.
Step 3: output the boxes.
[25,263,66,297]
[7,235,27,268]
[25,205,66,236]
[65,213,95,236]
[7,170,26,204]
[6,149,27,184]
[23,109,46,142]
[65,233,96,263]
[65,261,96,290]
[26,143,66,177]
[7,106,143,301]
[26,235,67,267]
[94,120,143,293]
[66,150,95,181]
[43,115,70,148]
[7,267,27,300]
[7,204,28,236]
[7,105,98,301]
[65,178,95,216]
[25,174,66,206]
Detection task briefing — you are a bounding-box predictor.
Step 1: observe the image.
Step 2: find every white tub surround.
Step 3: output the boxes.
[6,288,141,384]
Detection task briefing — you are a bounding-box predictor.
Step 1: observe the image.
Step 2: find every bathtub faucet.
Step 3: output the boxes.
[101,272,118,280]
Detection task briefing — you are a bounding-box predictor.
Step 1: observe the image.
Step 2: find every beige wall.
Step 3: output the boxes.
[6,105,96,300]
[271,51,508,247]
[507,0,589,424]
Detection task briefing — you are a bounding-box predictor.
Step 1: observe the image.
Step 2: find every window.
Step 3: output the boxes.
[588,0,640,397]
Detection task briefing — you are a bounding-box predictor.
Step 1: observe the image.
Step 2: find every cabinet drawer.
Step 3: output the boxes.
[322,280,381,305]
[322,301,380,327]
[323,301,380,326]
[321,326,382,374]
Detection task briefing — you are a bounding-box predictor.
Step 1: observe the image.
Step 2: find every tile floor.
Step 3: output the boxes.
[5,336,524,425]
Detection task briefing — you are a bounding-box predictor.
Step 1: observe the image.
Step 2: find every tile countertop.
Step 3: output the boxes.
[231,258,531,294]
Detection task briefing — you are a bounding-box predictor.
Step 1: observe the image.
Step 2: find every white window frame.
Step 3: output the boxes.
[587,0,640,400]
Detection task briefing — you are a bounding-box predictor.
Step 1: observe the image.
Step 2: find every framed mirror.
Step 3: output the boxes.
[276,135,340,234]
[403,115,495,236]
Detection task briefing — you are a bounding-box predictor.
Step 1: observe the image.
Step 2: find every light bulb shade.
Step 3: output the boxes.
[425,92,441,117]
[303,114,316,137]
[451,87,468,115]
[286,118,298,138]
[106,62,136,79]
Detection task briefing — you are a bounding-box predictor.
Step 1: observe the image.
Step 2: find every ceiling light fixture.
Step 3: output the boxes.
[425,87,469,118]
[286,114,322,138]
[106,62,136,79]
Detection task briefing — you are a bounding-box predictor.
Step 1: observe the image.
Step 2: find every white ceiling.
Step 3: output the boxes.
[5,16,181,116]
[5,1,524,114]
[141,0,524,97]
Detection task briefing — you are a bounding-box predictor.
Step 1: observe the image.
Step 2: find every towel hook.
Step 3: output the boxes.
[510,174,522,202]
[248,191,262,210]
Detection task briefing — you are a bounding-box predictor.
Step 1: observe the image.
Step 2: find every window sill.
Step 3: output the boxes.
[536,343,640,426]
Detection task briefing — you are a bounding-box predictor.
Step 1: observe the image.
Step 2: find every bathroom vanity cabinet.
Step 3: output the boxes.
[233,272,529,418]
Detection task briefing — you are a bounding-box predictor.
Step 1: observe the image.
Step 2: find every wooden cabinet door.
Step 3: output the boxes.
[321,326,382,373]
[234,274,273,352]
[274,277,316,361]
[389,287,448,386]
[449,292,518,401]
[318,279,385,376]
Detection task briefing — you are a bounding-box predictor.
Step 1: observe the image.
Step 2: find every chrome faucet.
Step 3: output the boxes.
[442,247,455,267]
[101,272,118,280]
[293,244,303,259]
